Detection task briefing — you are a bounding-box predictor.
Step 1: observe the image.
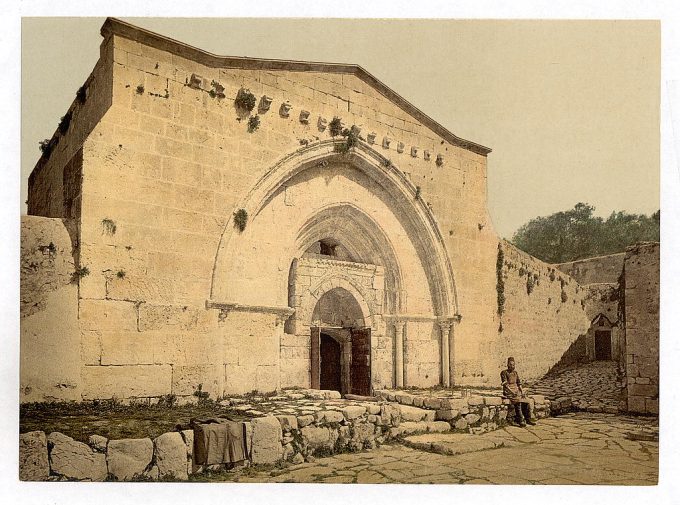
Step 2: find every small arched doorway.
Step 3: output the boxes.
[310,286,372,396]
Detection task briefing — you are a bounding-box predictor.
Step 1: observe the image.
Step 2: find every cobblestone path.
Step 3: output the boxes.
[528,361,622,412]
[206,412,657,485]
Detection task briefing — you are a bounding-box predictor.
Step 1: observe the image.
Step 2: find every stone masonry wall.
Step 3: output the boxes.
[20,216,81,402]
[487,241,591,383]
[45,24,498,400]
[555,253,625,285]
[622,242,659,414]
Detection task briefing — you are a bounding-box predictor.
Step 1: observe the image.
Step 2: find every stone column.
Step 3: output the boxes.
[393,320,405,388]
[439,321,452,387]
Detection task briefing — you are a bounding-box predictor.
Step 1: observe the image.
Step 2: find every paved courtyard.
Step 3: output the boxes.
[528,361,622,412]
[216,412,657,485]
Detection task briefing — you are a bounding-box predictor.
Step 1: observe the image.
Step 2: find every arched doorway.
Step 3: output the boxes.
[309,287,372,396]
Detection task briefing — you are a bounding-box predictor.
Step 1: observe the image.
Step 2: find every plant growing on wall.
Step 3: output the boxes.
[414,186,422,200]
[101,218,117,235]
[136,84,145,95]
[496,243,506,316]
[333,125,361,154]
[526,273,535,295]
[247,115,261,133]
[58,111,72,135]
[193,384,210,405]
[71,265,90,284]
[549,269,556,282]
[561,289,568,303]
[76,85,87,104]
[234,88,256,112]
[38,139,52,156]
[329,116,343,137]
[116,270,126,279]
[234,209,248,232]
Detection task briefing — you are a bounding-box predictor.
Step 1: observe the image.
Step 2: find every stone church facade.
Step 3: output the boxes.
[21,19,659,414]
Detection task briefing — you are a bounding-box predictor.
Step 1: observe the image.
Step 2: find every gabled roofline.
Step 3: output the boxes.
[101,17,492,156]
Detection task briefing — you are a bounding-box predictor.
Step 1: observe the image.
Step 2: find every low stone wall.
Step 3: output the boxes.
[20,390,555,481]
[375,390,551,434]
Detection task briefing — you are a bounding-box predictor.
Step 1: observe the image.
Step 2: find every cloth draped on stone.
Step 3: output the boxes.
[190,418,248,465]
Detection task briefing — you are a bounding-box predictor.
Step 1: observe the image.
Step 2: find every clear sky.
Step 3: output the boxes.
[21,17,660,238]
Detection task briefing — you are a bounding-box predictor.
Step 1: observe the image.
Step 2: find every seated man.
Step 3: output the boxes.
[500,357,536,427]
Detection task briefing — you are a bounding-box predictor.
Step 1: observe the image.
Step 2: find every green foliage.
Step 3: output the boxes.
[328,116,343,137]
[247,115,261,133]
[76,85,87,104]
[234,209,248,232]
[116,270,126,279]
[38,138,52,157]
[333,125,360,154]
[136,84,145,94]
[193,383,211,404]
[526,274,535,295]
[235,88,256,111]
[511,203,660,263]
[71,266,90,283]
[58,111,72,135]
[496,244,505,316]
[102,218,117,235]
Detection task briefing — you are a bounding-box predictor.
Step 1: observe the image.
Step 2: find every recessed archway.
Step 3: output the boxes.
[209,140,459,320]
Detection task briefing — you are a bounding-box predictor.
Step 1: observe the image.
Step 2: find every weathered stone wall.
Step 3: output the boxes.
[46,23,498,399]
[622,242,659,414]
[483,241,591,383]
[20,216,81,402]
[27,37,113,218]
[555,253,625,285]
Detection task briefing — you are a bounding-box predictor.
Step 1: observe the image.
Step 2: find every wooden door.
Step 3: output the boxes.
[350,328,372,396]
[310,327,320,389]
[595,330,612,360]
[320,333,342,392]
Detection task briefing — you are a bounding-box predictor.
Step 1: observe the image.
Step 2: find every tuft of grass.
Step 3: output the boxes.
[76,85,87,104]
[328,117,343,137]
[58,111,72,135]
[136,84,145,95]
[235,88,256,112]
[71,266,90,283]
[234,209,248,232]
[116,270,126,279]
[101,218,117,235]
[247,115,261,133]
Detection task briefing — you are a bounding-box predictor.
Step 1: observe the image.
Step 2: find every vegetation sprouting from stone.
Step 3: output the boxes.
[512,202,660,263]
[561,289,568,303]
[76,85,87,104]
[328,117,343,137]
[333,125,361,154]
[116,270,126,279]
[38,139,53,157]
[136,84,145,95]
[193,384,210,405]
[234,209,248,232]
[235,88,256,112]
[414,186,421,200]
[58,111,72,135]
[496,244,505,316]
[71,265,90,283]
[247,115,261,133]
[101,218,117,235]
[526,274,535,295]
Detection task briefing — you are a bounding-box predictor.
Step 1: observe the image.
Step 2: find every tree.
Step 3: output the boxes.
[511,203,659,263]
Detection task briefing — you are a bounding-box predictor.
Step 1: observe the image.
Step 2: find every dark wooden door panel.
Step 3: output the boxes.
[310,327,320,389]
[350,328,371,396]
[595,330,612,360]
[320,333,342,392]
